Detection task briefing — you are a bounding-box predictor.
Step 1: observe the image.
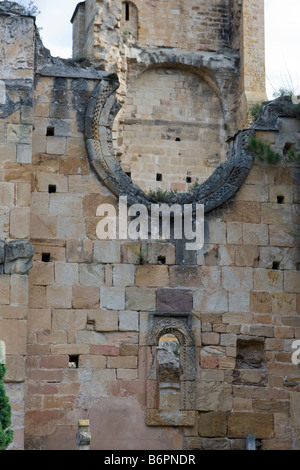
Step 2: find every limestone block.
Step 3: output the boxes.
[31,192,49,215]
[28,308,51,331]
[271,293,296,315]
[7,124,32,144]
[0,320,26,355]
[269,224,295,247]
[169,265,201,287]
[222,267,253,291]
[284,271,300,294]
[253,269,283,293]
[206,221,227,244]
[0,143,16,163]
[100,286,125,310]
[119,310,139,331]
[55,262,78,286]
[146,410,197,427]
[107,356,137,369]
[5,355,26,382]
[0,182,15,206]
[113,264,135,287]
[228,412,274,438]
[120,242,141,264]
[250,291,272,313]
[10,274,28,305]
[17,143,32,163]
[93,241,120,263]
[35,173,68,192]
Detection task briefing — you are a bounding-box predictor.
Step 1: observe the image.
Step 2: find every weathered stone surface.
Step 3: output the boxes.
[228,412,274,438]
[195,382,232,412]
[4,240,34,274]
[156,288,193,312]
[198,412,227,437]
[146,410,196,427]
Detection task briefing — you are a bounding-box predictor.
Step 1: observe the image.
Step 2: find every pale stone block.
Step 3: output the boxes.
[117,369,138,380]
[206,221,227,244]
[119,310,139,331]
[284,271,300,294]
[269,185,293,204]
[72,286,100,309]
[94,241,121,263]
[269,225,295,247]
[57,216,85,239]
[235,245,259,267]
[271,293,296,315]
[136,265,169,287]
[10,274,28,305]
[7,124,32,144]
[46,136,66,155]
[0,319,26,355]
[242,223,269,246]
[49,194,82,217]
[30,214,57,239]
[79,264,105,285]
[222,267,253,291]
[17,183,31,207]
[0,207,10,238]
[31,192,49,215]
[46,285,72,308]
[227,222,243,245]
[126,287,156,311]
[0,275,10,305]
[201,266,221,289]
[253,268,283,293]
[193,289,228,313]
[10,207,30,239]
[113,264,135,287]
[52,309,87,331]
[28,308,51,331]
[100,286,125,310]
[17,143,32,163]
[261,203,292,225]
[55,262,78,285]
[35,173,68,192]
[259,247,294,270]
[0,183,15,206]
[195,382,232,411]
[228,292,250,312]
[91,310,119,332]
[29,261,54,286]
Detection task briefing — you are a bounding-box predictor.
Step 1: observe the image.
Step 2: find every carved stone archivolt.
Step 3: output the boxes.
[85,73,255,212]
[146,313,197,427]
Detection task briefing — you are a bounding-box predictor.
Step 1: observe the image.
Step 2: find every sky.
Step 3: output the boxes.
[12,0,300,99]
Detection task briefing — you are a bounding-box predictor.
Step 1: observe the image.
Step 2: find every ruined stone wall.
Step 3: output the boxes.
[0,1,299,452]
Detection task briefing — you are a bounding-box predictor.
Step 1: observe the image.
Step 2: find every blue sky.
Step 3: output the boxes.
[16,0,300,99]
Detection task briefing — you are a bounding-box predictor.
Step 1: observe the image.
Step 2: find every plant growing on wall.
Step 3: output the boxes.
[0,364,14,450]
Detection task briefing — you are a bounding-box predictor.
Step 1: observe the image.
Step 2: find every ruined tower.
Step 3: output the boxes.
[71,0,267,191]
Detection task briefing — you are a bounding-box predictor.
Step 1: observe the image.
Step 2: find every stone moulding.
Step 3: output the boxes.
[85,75,255,212]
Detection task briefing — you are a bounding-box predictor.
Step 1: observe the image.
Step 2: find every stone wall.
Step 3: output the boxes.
[0,1,299,451]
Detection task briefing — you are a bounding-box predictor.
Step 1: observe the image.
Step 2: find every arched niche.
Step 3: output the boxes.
[114,64,228,192]
[145,314,197,427]
[120,1,138,39]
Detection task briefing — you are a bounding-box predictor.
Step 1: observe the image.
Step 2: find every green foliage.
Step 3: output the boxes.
[147,187,178,203]
[248,137,282,164]
[18,1,40,16]
[0,364,14,450]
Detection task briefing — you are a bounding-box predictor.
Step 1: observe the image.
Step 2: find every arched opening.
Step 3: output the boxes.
[121,1,138,39]
[157,334,181,411]
[114,65,227,192]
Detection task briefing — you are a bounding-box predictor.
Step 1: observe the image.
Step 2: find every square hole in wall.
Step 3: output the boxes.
[41,253,51,263]
[68,355,79,369]
[157,255,166,265]
[272,261,280,270]
[48,184,57,194]
[277,195,284,204]
[186,176,192,183]
[156,173,162,182]
[236,338,266,369]
[125,172,131,179]
[46,126,55,136]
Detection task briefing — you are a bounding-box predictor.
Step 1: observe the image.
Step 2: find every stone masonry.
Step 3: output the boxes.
[0,0,299,451]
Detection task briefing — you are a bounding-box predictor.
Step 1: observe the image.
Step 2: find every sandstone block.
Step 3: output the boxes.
[228,412,274,438]
[222,267,253,291]
[125,287,156,311]
[66,240,93,263]
[10,274,28,305]
[250,291,272,313]
[242,223,268,246]
[193,289,228,313]
[79,263,105,285]
[30,214,57,239]
[156,288,193,312]
[55,262,78,285]
[195,382,232,411]
[284,271,300,293]
[49,193,82,217]
[35,173,68,193]
[121,242,141,264]
[72,285,100,309]
[107,356,137,369]
[29,261,54,286]
[57,216,85,239]
[46,285,72,308]
[119,310,139,331]
[253,269,283,293]
[90,310,119,332]
[136,265,169,287]
[261,203,292,225]
[100,286,125,310]
[235,245,259,267]
[52,309,87,331]
[226,222,243,245]
[113,264,135,287]
[228,292,250,312]
[147,242,175,265]
[10,207,30,239]
[0,275,10,304]
[93,241,120,264]
[198,412,227,437]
